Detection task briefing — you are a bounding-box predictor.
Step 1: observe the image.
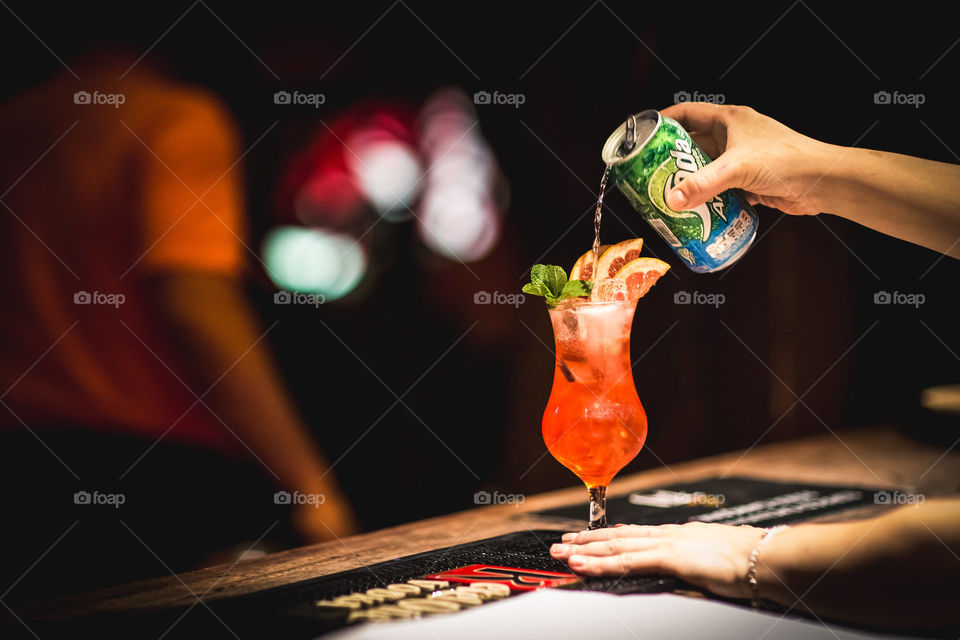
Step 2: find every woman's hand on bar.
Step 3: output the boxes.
[552,500,960,629]
[550,522,764,600]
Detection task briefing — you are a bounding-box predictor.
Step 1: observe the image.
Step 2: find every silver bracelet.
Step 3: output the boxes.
[746,525,789,608]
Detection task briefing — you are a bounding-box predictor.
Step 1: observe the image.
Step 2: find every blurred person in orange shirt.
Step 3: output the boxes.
[0,52,356,600]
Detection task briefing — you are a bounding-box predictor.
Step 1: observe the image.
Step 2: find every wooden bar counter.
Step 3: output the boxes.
[19,424,960,622]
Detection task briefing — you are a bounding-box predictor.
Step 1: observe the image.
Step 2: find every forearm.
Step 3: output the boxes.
[150,273,336,496]
[756,500,960,627]
[813,145,960,258]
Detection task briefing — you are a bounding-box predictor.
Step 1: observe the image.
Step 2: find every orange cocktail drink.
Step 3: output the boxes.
[542,298,647,528]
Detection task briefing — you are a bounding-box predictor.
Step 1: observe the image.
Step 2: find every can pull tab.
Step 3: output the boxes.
[618,114,637,157]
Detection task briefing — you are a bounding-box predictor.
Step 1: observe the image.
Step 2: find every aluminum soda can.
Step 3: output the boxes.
[601,109,759,273]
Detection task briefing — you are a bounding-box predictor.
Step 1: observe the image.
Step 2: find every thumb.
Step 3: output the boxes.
[665,151,748,211]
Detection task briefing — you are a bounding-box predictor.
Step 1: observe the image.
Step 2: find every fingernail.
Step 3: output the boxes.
[561,533,576,542]
[550,543,566,553]
[568,555,585,565]
[669,188,687,208]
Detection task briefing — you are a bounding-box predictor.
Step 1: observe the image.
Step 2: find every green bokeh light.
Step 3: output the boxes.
[262,226,366,301]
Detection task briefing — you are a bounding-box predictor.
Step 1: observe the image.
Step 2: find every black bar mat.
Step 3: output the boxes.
[535,476,891,527]
[24,478,894,639]
[27,530,675,640]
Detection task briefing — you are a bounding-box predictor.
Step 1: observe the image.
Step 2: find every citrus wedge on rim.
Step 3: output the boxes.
[594,238,644,280]
[616,257,670,302]
[570,245,610,281]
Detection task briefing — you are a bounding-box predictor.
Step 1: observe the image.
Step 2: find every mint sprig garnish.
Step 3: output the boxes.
[522,264,592,307]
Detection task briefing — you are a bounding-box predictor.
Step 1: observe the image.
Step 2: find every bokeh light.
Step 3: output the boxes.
[418,184,500,262]
[262,226,366,301]
[415,88,502,263]
[345,131,422,220]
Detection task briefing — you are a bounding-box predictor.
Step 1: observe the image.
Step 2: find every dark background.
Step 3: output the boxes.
[2,1,957,534]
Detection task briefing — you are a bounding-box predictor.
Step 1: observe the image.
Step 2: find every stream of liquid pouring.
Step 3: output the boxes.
[592,165,611,271]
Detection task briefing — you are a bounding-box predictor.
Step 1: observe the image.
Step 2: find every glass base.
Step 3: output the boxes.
[588,485,607,529]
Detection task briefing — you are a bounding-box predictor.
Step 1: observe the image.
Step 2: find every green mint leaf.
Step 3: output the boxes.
[561,279,593,299]
[530,264,552,286]
[524,264,592,307]
[522,281,551,297]
[540,265,568,298]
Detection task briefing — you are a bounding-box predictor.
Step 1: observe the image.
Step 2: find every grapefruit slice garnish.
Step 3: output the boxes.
[616,257,670,302]
[595,238,644,280]
[570,245,610,281]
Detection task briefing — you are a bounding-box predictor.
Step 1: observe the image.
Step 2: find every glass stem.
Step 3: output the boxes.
[587,485,608,529]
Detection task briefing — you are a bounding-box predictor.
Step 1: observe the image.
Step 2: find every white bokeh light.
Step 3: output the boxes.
[345,132,422,219]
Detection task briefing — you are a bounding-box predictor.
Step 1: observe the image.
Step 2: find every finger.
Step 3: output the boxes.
[665,150,748,211]
[567,551,663,577]
[551,537,656,559]
[660,102,727,134]
[689,132,720,160]
[561,525,661,545]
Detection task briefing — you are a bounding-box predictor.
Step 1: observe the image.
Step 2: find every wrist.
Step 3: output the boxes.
[803,139,878,216]
[730,526,767,600]
[798,139,846,214]
[745,525,790,606]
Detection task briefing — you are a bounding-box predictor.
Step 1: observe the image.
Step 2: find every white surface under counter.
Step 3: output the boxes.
[325,589,923,640]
